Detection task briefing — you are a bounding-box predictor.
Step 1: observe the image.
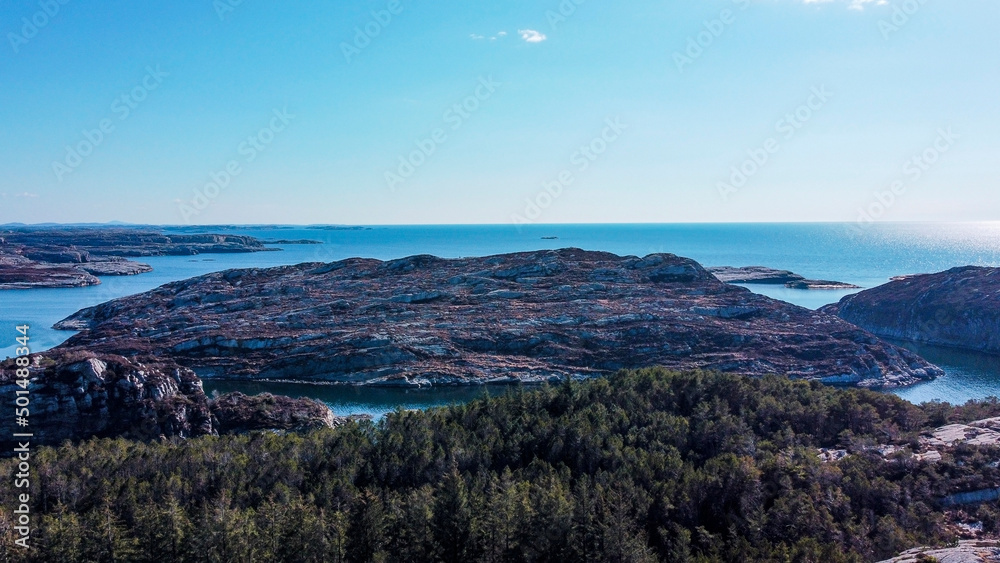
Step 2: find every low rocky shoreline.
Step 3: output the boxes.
[708,265,860,289]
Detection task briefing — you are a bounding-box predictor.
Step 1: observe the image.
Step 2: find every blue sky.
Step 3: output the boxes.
[0,0,997,225]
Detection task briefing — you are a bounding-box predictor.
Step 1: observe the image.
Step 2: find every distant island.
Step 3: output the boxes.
[260,239,324,244]
[708,266,861,290]
[0,227,280,289]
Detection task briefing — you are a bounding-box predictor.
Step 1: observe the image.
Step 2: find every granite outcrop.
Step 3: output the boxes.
[55,249,942,388]
[822,266,1000,354]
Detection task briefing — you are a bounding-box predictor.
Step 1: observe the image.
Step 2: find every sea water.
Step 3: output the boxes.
[2,222,999,414]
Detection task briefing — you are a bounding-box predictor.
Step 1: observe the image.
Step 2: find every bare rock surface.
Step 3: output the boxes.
[0,350,213,447]
[55,248,942,388]
[0,253,100,289]
[77,258,154,276]
[877,541,1000,563]
[923,424,1000,449]
[822,266,1000,354]
[710,266,858,289]
[211,392,341,434]
[708,266,805,284]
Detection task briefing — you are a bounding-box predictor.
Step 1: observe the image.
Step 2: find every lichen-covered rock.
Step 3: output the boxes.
[210,392,342,434]
[822,266,1000,354]
[0,351,214,448]
[0,352,349,447]
[56,248,942,388]
[876,540,1000,563]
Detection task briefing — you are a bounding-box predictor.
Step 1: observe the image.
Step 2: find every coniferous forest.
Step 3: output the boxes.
[3,368,1000,562]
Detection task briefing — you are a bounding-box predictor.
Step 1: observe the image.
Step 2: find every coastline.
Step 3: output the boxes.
[3,223,999,415]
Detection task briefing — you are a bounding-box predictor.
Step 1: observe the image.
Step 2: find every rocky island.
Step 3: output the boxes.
[55,248,940,388]
[0,227,278,289]
[709,266,860,289]
[822,266,1000,354]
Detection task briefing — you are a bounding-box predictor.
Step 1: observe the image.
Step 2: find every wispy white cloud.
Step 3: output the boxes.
[803,0,888,10]
[518,29,547,43]
[2,192,39,199]
[471,31,513,42]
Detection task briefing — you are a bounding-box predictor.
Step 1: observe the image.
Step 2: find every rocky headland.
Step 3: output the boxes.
[822,266,1000,354]
[0,227,277,289]
[54,248,941,388]
[0,350,342,448]
[0,252,101,289]
[708,266,860,290]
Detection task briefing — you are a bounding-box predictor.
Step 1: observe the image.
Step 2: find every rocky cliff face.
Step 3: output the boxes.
[0,351,342,448]
[0,351,214,448]
[821,266,1000,354]
[56,248,941,388]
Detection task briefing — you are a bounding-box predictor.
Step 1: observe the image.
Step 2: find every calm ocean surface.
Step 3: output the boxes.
[3,223,999,415]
